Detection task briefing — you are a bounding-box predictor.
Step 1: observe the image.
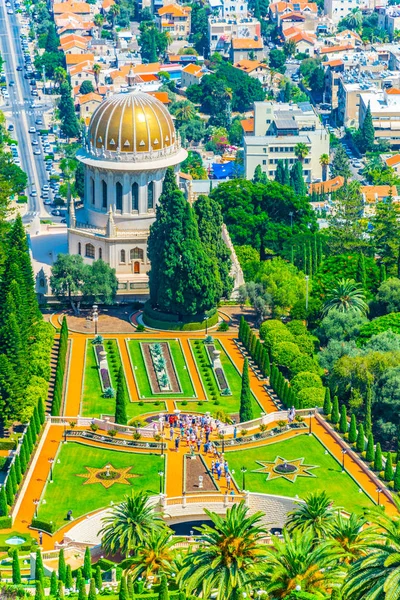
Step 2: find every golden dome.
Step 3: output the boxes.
[88,89,176,155]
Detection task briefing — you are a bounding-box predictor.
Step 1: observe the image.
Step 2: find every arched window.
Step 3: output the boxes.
[132,182,139,211]
[91,178,95,205]
[130,247,143,260]
[102,180,107,209]
[120,249,126,263]
[85,243,95,258]
[134,261,140,274]
[116,182,123,211]
[39,278,45,288]
[147,181,154,210]
[99,247,102,260]
[78,242,81,255]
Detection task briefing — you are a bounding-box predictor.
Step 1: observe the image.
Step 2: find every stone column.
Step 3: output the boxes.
[94,169,101,210]
[122,173,130,215]
[107,172,115,210]
[139,179,147,215]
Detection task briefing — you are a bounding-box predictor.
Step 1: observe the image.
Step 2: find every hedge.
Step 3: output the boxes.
[0,440,17,450]
[143,311,219,331]
[143,300,217,324]
[297,387,325,409]
[31,519,56,534]
[52,317,69,416]
[0,516,12,528]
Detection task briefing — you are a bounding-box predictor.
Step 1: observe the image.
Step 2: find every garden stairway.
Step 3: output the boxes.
[46,338,60,414]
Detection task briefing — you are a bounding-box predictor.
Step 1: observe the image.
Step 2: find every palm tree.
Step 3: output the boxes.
[94,13,104,36]
[256,530,344,598]
[179,502,268,600]
[54,67,67,88]
[173,101,196,125]
[294,142,309,163]
[108,4,120,37]
[93,64,102,91]
[330,513,375,564]
[121,529,178,582]
[319,153,329,182]
[286,492,336,540]
[100,491,165,558]
[346,8,363,31]
[322,279,368,316]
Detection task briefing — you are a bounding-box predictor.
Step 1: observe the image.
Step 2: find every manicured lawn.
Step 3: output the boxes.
[81,340,166,419]
[128,340,195,399]
[176,339,262,419]
[37,443,165,529]
[227,434,373,513]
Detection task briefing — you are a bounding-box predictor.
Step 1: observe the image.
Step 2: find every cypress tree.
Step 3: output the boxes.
[384,452,394,482]
[394,462,400,492]
[35,581,44,600]
[313,235,318,274]
[78,579,87,600]
[307,242,313,277]
[14,454,21,485]
[380,263,387,283]
[250,333,257,358]
[76,568,83,589]
[39,395,46,425]
[5,476,13,506]
[65,565,73,590]
[88,579,96,600]
[396,434,400,465]
[9,464,17,495]
[115,367,128,425]
[254,339,262,365]
[50,571,58,596]
[365,384,372,438]
[158,576,169,600]
[366,433,374,462]
[35,549,44,584]
[58,582,65,600]
[94,565,102,591]
[356,423,365,453]
[356,253,367,289]
[290,161,306,196]
[12,549,21,585]
[0,486,8,516]
[323,387,332,416]
[275,159,285,184]
[19,442,27,474]
[361,102,375,152]
[283,160,290,186]
[58,548,66,583]
[263,349,270,377]
[239,316,245,341]
[119,577,128,600]
[239,358,253,422]
[83,547,92,581]
[348,414,357,444]
[331,396,339,425]
[33,405,41,435]
[339,404,347,434]
[374,442,383,472]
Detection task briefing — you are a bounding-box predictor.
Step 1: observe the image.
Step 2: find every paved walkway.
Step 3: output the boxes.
[8,313,397,549]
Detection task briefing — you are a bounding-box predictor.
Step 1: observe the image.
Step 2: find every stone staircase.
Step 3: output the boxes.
[46,338,60,414]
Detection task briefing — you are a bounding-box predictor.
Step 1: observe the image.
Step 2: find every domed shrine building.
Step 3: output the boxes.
[68,76,187,292]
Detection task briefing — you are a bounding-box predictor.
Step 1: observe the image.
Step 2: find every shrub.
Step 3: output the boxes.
[218,322,229,331]
[295,334,316,356]
[136,324,145,332]
[0,516,12,528]
[262,328,295,353]
[259,319,286,340]
[296,387,325,408]
[291,371,323,395]
[271,342,301,368]
[31,519,56,534]
[290,355,320,378]
[286,320,308,336]
[358,312,400,345]
[0,439,17,450]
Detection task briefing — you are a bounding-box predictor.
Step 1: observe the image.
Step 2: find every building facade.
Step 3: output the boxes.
[244,101,329,182]
[68,77,187,292]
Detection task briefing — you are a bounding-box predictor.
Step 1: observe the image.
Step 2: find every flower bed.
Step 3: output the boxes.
[149,343,171,391]
[205,342,230,393]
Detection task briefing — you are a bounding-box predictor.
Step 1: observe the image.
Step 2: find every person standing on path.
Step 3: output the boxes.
[170,427,174,441]
[226,474,231,490]
[175,437,180,451]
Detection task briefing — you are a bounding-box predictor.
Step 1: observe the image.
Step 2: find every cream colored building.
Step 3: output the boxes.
[244,101,329,182]
[359,88,400,148]
[68,74,187,292]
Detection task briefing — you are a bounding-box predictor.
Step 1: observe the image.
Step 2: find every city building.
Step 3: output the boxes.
[233,59,270,87]
[269,1,318,29]
[359,88,400,148]
[68,73,187,292]
[384,153,400,173]
[156,4,191,39]
[208,15,261,55]
[324,0,361,22]
[243,101,329,182]
[377,5,400,38]
[78,92,102,120]
[181,63,204,87]
[282,28,316,55]
[207,0,249,19]
[229,37,264,62]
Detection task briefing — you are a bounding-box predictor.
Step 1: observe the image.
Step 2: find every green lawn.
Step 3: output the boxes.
[227,434,374,514]
[176,339,262,419]
[37,443,165,529]
[81,340,166,419]
[128,340,196,399]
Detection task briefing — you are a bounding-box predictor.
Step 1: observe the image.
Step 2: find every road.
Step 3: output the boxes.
[0,1,53,222]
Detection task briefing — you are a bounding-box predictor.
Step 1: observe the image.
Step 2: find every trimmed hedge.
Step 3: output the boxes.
[31,518,56,534]
[0,516,12,528]
[52,316,69,416]
[0,440,17,450]
[143,311,218,331]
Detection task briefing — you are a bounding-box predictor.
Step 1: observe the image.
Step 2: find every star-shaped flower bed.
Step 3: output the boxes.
[252,456,318,483]
[76,464,139,489]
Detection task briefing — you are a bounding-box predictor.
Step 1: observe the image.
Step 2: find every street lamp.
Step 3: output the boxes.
[376,487,382,506]
[241,466,247,491]
[341,449,346,472]
[33,499,40,519]
[158,470,164,494]
[160,432,165,456]
[48,457,54,482]
[308,411,313,435]
[93,304,98,335]
[63,423,67,443]
[221,429,225,454]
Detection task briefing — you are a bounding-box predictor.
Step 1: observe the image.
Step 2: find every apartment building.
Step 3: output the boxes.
[208,16,261,54]
[243,101,329,182]
[230,37,264,61]
[156,4,191,39]
[269,1,318,30]
[359,88,400,148]
[377,5,400,38]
